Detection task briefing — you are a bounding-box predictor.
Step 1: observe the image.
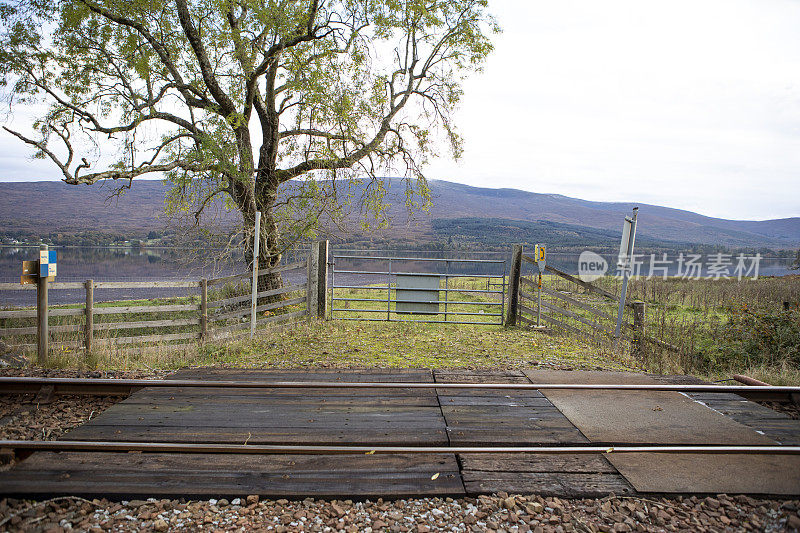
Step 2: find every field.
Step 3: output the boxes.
[1,275,798,385]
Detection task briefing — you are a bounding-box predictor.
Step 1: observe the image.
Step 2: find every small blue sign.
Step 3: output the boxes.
[39,250,57,278]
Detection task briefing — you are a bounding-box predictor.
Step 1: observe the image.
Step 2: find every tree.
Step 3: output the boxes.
[1,0,497,287]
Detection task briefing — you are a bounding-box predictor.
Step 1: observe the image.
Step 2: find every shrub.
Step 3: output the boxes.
[696,306,800,370]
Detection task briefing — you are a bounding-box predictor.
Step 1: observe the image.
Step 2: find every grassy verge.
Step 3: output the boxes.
[3,274,798,385]
[34,319,638,373]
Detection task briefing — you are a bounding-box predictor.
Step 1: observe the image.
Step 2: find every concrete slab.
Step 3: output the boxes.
[608,453,800,495]
[523,369,795,494]
[542,390,776,445]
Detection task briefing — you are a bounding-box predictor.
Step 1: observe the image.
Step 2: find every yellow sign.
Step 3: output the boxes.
[535,243,546,273]
[21,260,38,285]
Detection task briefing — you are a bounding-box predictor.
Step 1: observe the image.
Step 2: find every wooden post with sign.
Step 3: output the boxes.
[36,245,49,364]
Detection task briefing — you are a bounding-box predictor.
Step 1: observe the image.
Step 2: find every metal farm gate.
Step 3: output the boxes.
[330,254,507,325]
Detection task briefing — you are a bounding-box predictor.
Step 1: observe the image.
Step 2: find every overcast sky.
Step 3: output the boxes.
[2,0,799,221]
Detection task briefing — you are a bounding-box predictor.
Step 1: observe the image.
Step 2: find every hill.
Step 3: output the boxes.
[0,179,797,250]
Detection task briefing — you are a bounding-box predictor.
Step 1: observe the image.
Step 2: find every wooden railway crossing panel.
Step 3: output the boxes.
[1,369,798,499]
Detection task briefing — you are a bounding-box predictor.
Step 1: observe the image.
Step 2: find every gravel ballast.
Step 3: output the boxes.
[1,492,799,533]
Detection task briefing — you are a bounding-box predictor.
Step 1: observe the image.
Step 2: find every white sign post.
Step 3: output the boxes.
[250,211,262,339]
[614,207,638,344]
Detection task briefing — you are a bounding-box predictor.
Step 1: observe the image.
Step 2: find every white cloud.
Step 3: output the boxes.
[2,0,799,220]
[426,0,800,220]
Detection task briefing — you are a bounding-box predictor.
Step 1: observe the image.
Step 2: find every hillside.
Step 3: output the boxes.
[0,179,797,249]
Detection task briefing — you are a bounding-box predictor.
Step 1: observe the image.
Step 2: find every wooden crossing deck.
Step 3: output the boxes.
[1,369,799,499]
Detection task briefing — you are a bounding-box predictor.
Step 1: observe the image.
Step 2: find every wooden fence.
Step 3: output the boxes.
[506,246,646,357]
[0,242,329,362]
[505,245,685,360]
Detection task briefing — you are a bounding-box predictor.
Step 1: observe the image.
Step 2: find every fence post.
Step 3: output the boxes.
[307,241,320,319]
[505,244,523,326]
[632,301,646,361]
[84,279,93,356]
[200,278,208,341]
[317,240,329,319]
[36,244,49,365]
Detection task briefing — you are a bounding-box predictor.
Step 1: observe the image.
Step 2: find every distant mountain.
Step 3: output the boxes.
[0,179,797,249]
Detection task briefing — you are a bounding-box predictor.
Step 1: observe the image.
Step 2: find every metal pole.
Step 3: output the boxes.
[537,273,542,327]
[250,211,262,339]
[614,207,638,342]
[36,244,49,365]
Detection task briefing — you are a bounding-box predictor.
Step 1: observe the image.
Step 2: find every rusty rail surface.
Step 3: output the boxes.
[2,440,800,455]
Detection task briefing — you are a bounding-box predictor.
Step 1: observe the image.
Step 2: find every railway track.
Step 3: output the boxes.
[1,376,798,458]
[2,370,798,497]
[2,375,799,396]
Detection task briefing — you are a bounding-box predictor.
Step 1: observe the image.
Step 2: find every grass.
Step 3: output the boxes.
[3,273,799,386]
[35,318,639,373]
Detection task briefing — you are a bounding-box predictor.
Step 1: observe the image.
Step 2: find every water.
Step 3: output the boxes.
[1,246,795,307]
[0,246,306,307]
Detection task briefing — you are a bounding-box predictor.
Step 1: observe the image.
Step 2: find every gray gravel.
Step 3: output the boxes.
[1,492,798,532]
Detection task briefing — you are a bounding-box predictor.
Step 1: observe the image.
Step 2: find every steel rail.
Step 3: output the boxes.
[1,377,800,394]
[3,440,800,455]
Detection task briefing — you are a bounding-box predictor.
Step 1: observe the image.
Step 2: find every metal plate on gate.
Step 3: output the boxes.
[396,274,440,315]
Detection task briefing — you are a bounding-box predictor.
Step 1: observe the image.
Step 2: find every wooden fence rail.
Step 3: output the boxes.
[508,246,683,360]
[0,242,329,362]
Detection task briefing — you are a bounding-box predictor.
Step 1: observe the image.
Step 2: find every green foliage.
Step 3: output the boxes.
[696,306,800,371]
[1,0,499,261]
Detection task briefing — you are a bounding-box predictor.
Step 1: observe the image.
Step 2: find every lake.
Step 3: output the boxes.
[0,246,795,307]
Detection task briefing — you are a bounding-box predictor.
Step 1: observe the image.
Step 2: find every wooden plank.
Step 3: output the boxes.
[458,453,617,474]
[48,282,86,290]
[209,283,306,308]
[206,271,250,287]
[0,309,37,318]
[544,264,623,303]
[0,326,37,335]
[51,307,86,317]
[92,304,200,315]
[64,425,449,445]
[0,283,33,290]
[93,280,200,289]
[93,318,200,330]
[0,452,464,498]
